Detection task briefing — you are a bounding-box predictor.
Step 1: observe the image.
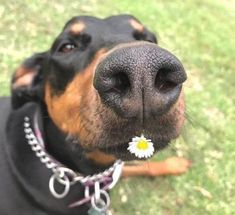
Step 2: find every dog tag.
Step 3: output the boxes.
[89,193,111,215]
[88,207,111,215]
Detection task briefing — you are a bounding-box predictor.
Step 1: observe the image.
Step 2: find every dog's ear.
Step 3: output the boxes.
[11,52,47,109]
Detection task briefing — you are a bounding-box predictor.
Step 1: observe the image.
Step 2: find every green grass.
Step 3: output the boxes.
[1,0,235,214]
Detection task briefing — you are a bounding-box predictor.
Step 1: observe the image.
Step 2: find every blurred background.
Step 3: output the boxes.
[0,0,234,214]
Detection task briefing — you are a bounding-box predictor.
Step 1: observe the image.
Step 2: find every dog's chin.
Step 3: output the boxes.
[98,140,170,161]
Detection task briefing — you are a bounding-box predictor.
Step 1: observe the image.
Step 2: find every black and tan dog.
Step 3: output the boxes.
[0,15,190,214]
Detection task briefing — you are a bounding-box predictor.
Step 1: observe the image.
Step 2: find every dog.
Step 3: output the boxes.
[0,14,190,214]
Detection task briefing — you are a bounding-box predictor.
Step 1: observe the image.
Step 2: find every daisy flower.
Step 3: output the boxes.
[127,134,154,159]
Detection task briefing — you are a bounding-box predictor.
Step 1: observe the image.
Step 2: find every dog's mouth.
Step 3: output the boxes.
[99,142,132,160]
[100,143,157,161]
[97,139,170,160]
[72,104,185,161]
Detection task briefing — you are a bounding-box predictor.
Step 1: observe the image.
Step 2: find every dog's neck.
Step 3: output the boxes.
[43,111,111,174]
[5,102,117,214]
[25,100,115,174]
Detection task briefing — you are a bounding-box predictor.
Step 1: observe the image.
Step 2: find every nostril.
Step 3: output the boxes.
[155,68,178,93]
[111,72,131,95]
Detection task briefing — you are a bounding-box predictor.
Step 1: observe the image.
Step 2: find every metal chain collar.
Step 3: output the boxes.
[23,116,123,213]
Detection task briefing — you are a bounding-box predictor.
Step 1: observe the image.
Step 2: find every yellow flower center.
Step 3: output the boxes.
[136,139,149,150]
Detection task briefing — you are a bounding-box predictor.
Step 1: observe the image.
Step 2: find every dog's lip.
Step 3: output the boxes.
[97,138,171,160]
[99,142,154,161]
[98,143,138,160]
[98,142,129,153]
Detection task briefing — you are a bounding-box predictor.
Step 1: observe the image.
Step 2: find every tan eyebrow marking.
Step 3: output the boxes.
[129,19,144,32]
[69,22,86,34]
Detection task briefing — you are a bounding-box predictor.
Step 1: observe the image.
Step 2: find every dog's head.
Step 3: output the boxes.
[12,15,186,161]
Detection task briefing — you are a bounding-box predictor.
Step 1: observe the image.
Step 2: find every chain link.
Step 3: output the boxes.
[24,117,59,172]
[23,116,123,207]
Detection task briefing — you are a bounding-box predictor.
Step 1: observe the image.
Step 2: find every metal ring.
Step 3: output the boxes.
[49,173,70,199]
[54,167,77,185]
[91,190,110,212]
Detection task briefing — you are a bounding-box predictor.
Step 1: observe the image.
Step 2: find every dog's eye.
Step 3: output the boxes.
[58,43,77,53]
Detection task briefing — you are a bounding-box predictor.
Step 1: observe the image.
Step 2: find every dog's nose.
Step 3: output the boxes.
[94,42,187,118]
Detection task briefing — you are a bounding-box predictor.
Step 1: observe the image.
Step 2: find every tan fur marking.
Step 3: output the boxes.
[122,157,191,177]
[12,66,36,89]
[13,72,36,89]
[86,150,116,166]
[69,22,85,34]
[129,19,144,32]
[14,66,30,79]
[45,49,107,147]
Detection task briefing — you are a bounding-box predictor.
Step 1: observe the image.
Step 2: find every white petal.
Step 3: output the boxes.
[127,134,155,159]
[132,137,140,142]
